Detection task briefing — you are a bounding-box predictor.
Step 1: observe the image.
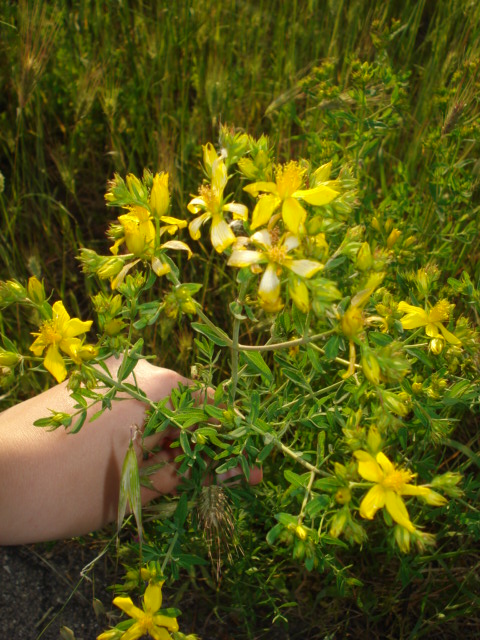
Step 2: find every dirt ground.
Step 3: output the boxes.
[0,540,115,639]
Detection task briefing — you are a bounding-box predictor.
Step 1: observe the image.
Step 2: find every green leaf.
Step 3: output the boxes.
[284,469,310,488]
[70,410,87,434]
[258,441,275,462]
[191,322,231,347]
[240,350,273,383]
[324,335,340,360]
[174,492,189,528]
[117,441,142,540]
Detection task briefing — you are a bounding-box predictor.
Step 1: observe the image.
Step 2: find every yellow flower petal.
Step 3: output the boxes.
[148,628,173,640]
[152,615,179,632]
[143,583,162,613]
[188,212,211,240]
[425,323,440,338]
[287,259,323,279]
[62,318,93,339]
[228,249,264,268]
[354,451,383,483]
[159,215,187,228]
[30,333,46,356]
[211,157,228,194]
[437,323,461,345]
[288,277,310,313]
[282,197,306,234]
[223,202,248,220]
[44,345,67,383]
[258,262,281,304]
[160,240,193,259]
[210,215,235,253]
[384,491,415,532]
[294,184,339,206]
[112,596,144,620]
[251,195,280,229]
[375,452,395,476]
[121,622,146,640]
[243,181,278,197]
[359,484,386,519]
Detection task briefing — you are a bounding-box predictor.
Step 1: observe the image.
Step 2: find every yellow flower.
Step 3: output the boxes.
[244,161,339,234]
[354,450,446,532]
[30,301,93,383]
[188,154,248,253]
[107,582,179,640]
[398,300,460,344]
[228,229,323,312]
[113,206,156,257]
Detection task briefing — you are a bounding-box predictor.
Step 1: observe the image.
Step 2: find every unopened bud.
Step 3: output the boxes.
[330,508,348,538]
[386,228,401,249]
[356,242,373,271]
[394,525,411,553]
[341,306,364,338]
[429,337,444,355]
[126,173,147,200]
[149,172,170,218]
[335,488,351,505]
[0,348,20,366]
[295,524,308,540]
[361,349,381,385]
[27,276,46,305]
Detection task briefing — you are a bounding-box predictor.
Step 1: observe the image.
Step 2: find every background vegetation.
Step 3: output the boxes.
[1,1,479,638]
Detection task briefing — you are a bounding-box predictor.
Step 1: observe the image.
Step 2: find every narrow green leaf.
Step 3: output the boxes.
[191,322,231,347]
[117,441,142,540]
[240,350,273,382]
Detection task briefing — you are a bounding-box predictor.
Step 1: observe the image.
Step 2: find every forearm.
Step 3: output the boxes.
[0,358,187,545]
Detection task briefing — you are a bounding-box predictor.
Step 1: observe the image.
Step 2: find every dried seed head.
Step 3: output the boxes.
[196,485,240,580]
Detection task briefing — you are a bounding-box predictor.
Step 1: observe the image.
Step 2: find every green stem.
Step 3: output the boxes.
[161,531,179,575]
[251,426,329,477]
[230,280,249,402]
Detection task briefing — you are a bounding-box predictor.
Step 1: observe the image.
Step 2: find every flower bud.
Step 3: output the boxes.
[361,349,381,385]
[0,348,20,366]
[429,337,444,355]
[295,524,308,540]
[104,318,125,336]
[27,276,46,305]
[203,142,218,177]
[330,508,348,538]
[394,525,411,553]
[149,172,170,218]
[97,257,125,279]
[382,390,410,416]
[367,427,382,454]
[341,306,364,338]
[356,242,373,271]
[422,489,447,506]
[335,487,351,505]
[386,228,401,249]
[126,173,147,200]
[412,381,423,395]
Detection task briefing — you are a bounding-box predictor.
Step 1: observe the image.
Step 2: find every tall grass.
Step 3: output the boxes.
[0,1,479,636]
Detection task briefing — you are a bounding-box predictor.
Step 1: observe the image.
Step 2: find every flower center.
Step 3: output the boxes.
[40,320,62,345]
[429,299,450,323]
[382,469,413,492]
[275,162,304,199]
[141,613,154,631]
[199,185,219,213]
[267,245,288,265]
